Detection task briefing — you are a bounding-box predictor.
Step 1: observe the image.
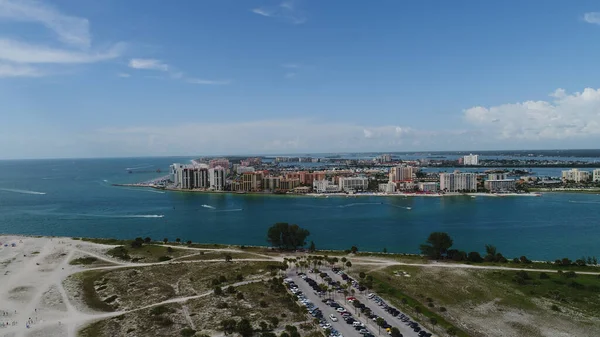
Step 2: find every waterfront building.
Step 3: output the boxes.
[484,179,516,192]
[378,182,396,193]
[440,172,477,192]
[418,182,438,192]
[388,165,414,183]
[338,176,368,192]
[208,166,225,191]
[593,169,600,182]
[262,176,281,190]
[561,168,591,182]
[463,154,479,166]
[279,178,300,191]
[170,163,209,189]
[488,173,507,180]
[242,171,263,191]
[376,154,392,163]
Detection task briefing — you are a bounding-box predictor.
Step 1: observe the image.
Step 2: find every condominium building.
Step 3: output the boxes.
[262,176,281,190]
[208,166,225,191]
[388,165,414,182]
[279,178,300,191]
[463,154,479,166]
[488,173,507,180]
[593,169,600,182]
[561,168,591,182]
[439,172,477,192]
[242,171,263,191]
[170,163,209,189]
[338,177,368,192]
[378,182,396,193]
[418,182,438,192]
[313,180,340,193]
[484,179,516,192]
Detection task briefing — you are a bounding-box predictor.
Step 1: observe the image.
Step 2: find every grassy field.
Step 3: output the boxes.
[105,244,190,262]
[174,251,266,262]
[355,265,600,337]
[78,303,190,337]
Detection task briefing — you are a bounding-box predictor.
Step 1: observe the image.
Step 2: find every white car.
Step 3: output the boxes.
[336,307,346,313]
[329,314,338,322]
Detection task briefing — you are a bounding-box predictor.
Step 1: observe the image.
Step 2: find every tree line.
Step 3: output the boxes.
[420,232,598,266]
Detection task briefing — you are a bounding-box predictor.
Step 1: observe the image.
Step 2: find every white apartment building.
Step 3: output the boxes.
[484,179,516,192]
[170,163,209,189]
[562,168,591,182]
[378,182,396,193]
[338,177,368,192]
[313,180,336,193]
[388,165,414,182]
[208,166,226,191]
[463,154,479,166]
[418,182,438,192]
[593,169,600,182]
[440,172,477,192]
[488,173,507,180]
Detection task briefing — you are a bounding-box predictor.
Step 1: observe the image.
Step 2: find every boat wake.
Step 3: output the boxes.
[0,188,46,195]
[69,213,164,219]
[338,202,383,208]
[568,200,600,204]
[214,208,243,212]
[125,164,153,171]
[201,204,216,209]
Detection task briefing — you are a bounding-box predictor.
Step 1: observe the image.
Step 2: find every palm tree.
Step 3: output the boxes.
[376,317,384,335]
[176,238,181,244]
[163,238,168,244]
[415,306,422,319]
[485,244,497,257]
[430,317,437,332]
[345,261,352,271]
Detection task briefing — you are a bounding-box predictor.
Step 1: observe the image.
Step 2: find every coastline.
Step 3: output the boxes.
[113,184,542,198]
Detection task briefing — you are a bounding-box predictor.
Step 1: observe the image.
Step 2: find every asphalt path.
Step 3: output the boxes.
[326,270,428,337]
[287,271,362,337]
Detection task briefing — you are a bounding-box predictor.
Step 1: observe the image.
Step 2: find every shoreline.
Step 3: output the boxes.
[113,184,542,198]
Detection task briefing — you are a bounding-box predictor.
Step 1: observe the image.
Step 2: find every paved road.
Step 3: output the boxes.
[287,271,362,337]
[326,270,427,337]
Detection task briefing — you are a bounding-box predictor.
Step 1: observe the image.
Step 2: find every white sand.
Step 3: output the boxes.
[0,236,122,337]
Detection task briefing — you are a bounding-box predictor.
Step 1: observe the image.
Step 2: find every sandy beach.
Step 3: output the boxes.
[0,236,121,337]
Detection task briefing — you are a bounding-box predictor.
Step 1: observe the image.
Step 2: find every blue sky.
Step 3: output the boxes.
[2,0,600,159]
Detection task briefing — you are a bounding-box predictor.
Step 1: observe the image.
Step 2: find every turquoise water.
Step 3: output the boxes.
[0,158,599,261]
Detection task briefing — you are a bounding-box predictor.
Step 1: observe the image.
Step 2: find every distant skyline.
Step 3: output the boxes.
[2,0,600,159]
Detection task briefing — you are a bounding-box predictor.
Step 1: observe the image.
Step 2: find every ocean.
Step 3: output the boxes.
[0,157,599,261]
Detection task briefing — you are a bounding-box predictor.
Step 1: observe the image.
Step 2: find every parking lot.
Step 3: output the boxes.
[286,271,369,337]
[327,268,432,337]
[286,267,434,337]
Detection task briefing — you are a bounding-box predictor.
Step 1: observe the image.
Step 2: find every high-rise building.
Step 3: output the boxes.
[209,158,230,170]
[170,163,209,189]
[338,177,369,192]
[463,154,479,166]
[378,182,396,193]
[562,168,591,182]
[488,173,507,180]
[262,176,282,190]
[594,169,600,182]
[388,166,414,182]
[208,166,225,190]
[440,172,477,192]
[242,171,263,191]
[418,182,438,192]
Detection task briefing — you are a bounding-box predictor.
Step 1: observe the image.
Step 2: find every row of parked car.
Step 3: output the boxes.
[292,274,344,337]
[321,298,375,337]
[367,294,432,337]
[285,277,324,320]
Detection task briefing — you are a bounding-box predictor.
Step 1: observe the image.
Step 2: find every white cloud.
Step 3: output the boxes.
[0,62,42,77]
[0,0,90,48]
[282,63,300,68]
[251,0,306,24]
[583,12,600,25]
[284,72,296,79]
[187,78,231,85]
[0,39,124,64]
[463,87,600,140]
[128,58,169,71]
[117,73,130,78]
